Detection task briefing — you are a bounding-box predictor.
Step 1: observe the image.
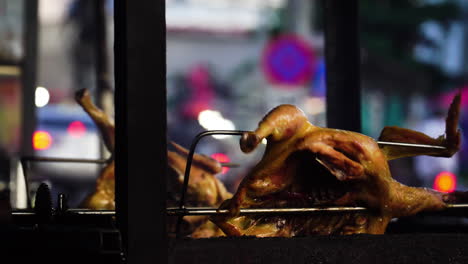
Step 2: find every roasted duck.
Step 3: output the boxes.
[75,89,115,210]
[75,89,230,237]
[167,142,231,237]
[211,94,462,236]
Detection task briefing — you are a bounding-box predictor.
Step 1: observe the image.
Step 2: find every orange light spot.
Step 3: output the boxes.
[67,121,87,138]
[33,131,52,150]
[210,153,230,174]
[433,171,456,193]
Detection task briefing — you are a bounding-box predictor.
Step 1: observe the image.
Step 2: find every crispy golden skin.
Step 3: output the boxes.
[212,94,461,237]
[79,160,115,210]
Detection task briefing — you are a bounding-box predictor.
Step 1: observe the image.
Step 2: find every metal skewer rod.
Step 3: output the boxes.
[168,204,468,216]
[377,141,446,150]
[167,204,468,216]
[446,204,468,208]
[21,156,110,164]
[11,209,116,216]
[10,204,468,217]
[167,206,368,216]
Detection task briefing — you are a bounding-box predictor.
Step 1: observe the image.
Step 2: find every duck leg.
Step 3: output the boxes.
[75,88,115,153]
[378,93,461,160]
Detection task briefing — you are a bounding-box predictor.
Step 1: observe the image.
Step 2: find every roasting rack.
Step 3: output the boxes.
[9,130,468,235]
[19,156,111,209]
[9,156,116,226]
[5,158,122,262]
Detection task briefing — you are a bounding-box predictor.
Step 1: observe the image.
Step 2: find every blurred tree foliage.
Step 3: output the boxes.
[361,0,458,63]
[314,0,461,93]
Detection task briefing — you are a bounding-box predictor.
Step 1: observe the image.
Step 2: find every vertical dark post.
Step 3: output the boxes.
[94,0,110,108]
[114,0,167,263]
[20,0,38,157]
[324,0,361,132]
[94,0,111,160]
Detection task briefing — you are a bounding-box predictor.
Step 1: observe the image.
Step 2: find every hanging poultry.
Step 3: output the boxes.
[211,94,463,236]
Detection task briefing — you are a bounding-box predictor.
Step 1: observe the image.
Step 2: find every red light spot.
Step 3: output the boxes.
[67,121,86,138]
[433,171,456,193]
[33,131,52,150]
[210,153,230,174]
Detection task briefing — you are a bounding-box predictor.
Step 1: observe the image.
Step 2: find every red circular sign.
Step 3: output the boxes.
[262,35,315,87]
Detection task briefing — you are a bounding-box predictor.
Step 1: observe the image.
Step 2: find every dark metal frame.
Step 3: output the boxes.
[20,0,39,157]
[93,0,111,108]
[324,0,361,132]
[114,1,167,263]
